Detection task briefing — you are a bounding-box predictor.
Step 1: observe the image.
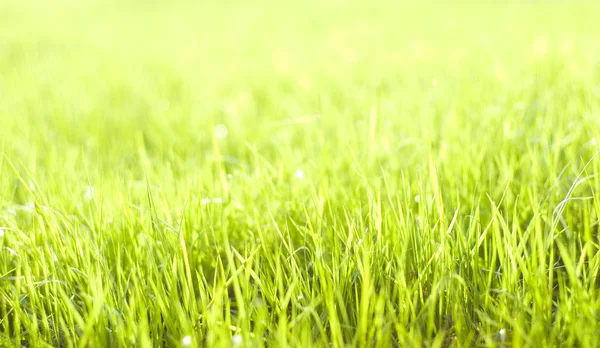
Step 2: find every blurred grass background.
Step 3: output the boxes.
[3,0,599,178]
[2,0,599,213]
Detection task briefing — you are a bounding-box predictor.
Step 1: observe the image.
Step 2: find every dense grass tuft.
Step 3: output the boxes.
[1,1,600,347]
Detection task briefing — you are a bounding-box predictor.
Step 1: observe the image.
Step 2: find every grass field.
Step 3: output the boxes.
[2,1,600,347]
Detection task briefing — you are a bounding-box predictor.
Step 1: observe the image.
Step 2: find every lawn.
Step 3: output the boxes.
[1,1,600,347]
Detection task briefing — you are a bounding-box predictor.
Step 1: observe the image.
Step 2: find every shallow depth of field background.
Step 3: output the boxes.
[1,1,600,347]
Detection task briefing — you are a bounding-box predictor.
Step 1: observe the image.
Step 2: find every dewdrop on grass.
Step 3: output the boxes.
[295,169,305,179]
[231,335,243,346]
[181,335,192,347]
[83,186,95,201]
[17,202,35,213]
[499,328,507,343]
[201,197,224,205]
[0,228,4,237]
[214,124,229,139]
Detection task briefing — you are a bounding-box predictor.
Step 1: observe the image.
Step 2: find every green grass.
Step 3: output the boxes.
[2,1,600,346]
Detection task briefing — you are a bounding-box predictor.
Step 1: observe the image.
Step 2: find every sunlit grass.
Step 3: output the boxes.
[1,1,600,347]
